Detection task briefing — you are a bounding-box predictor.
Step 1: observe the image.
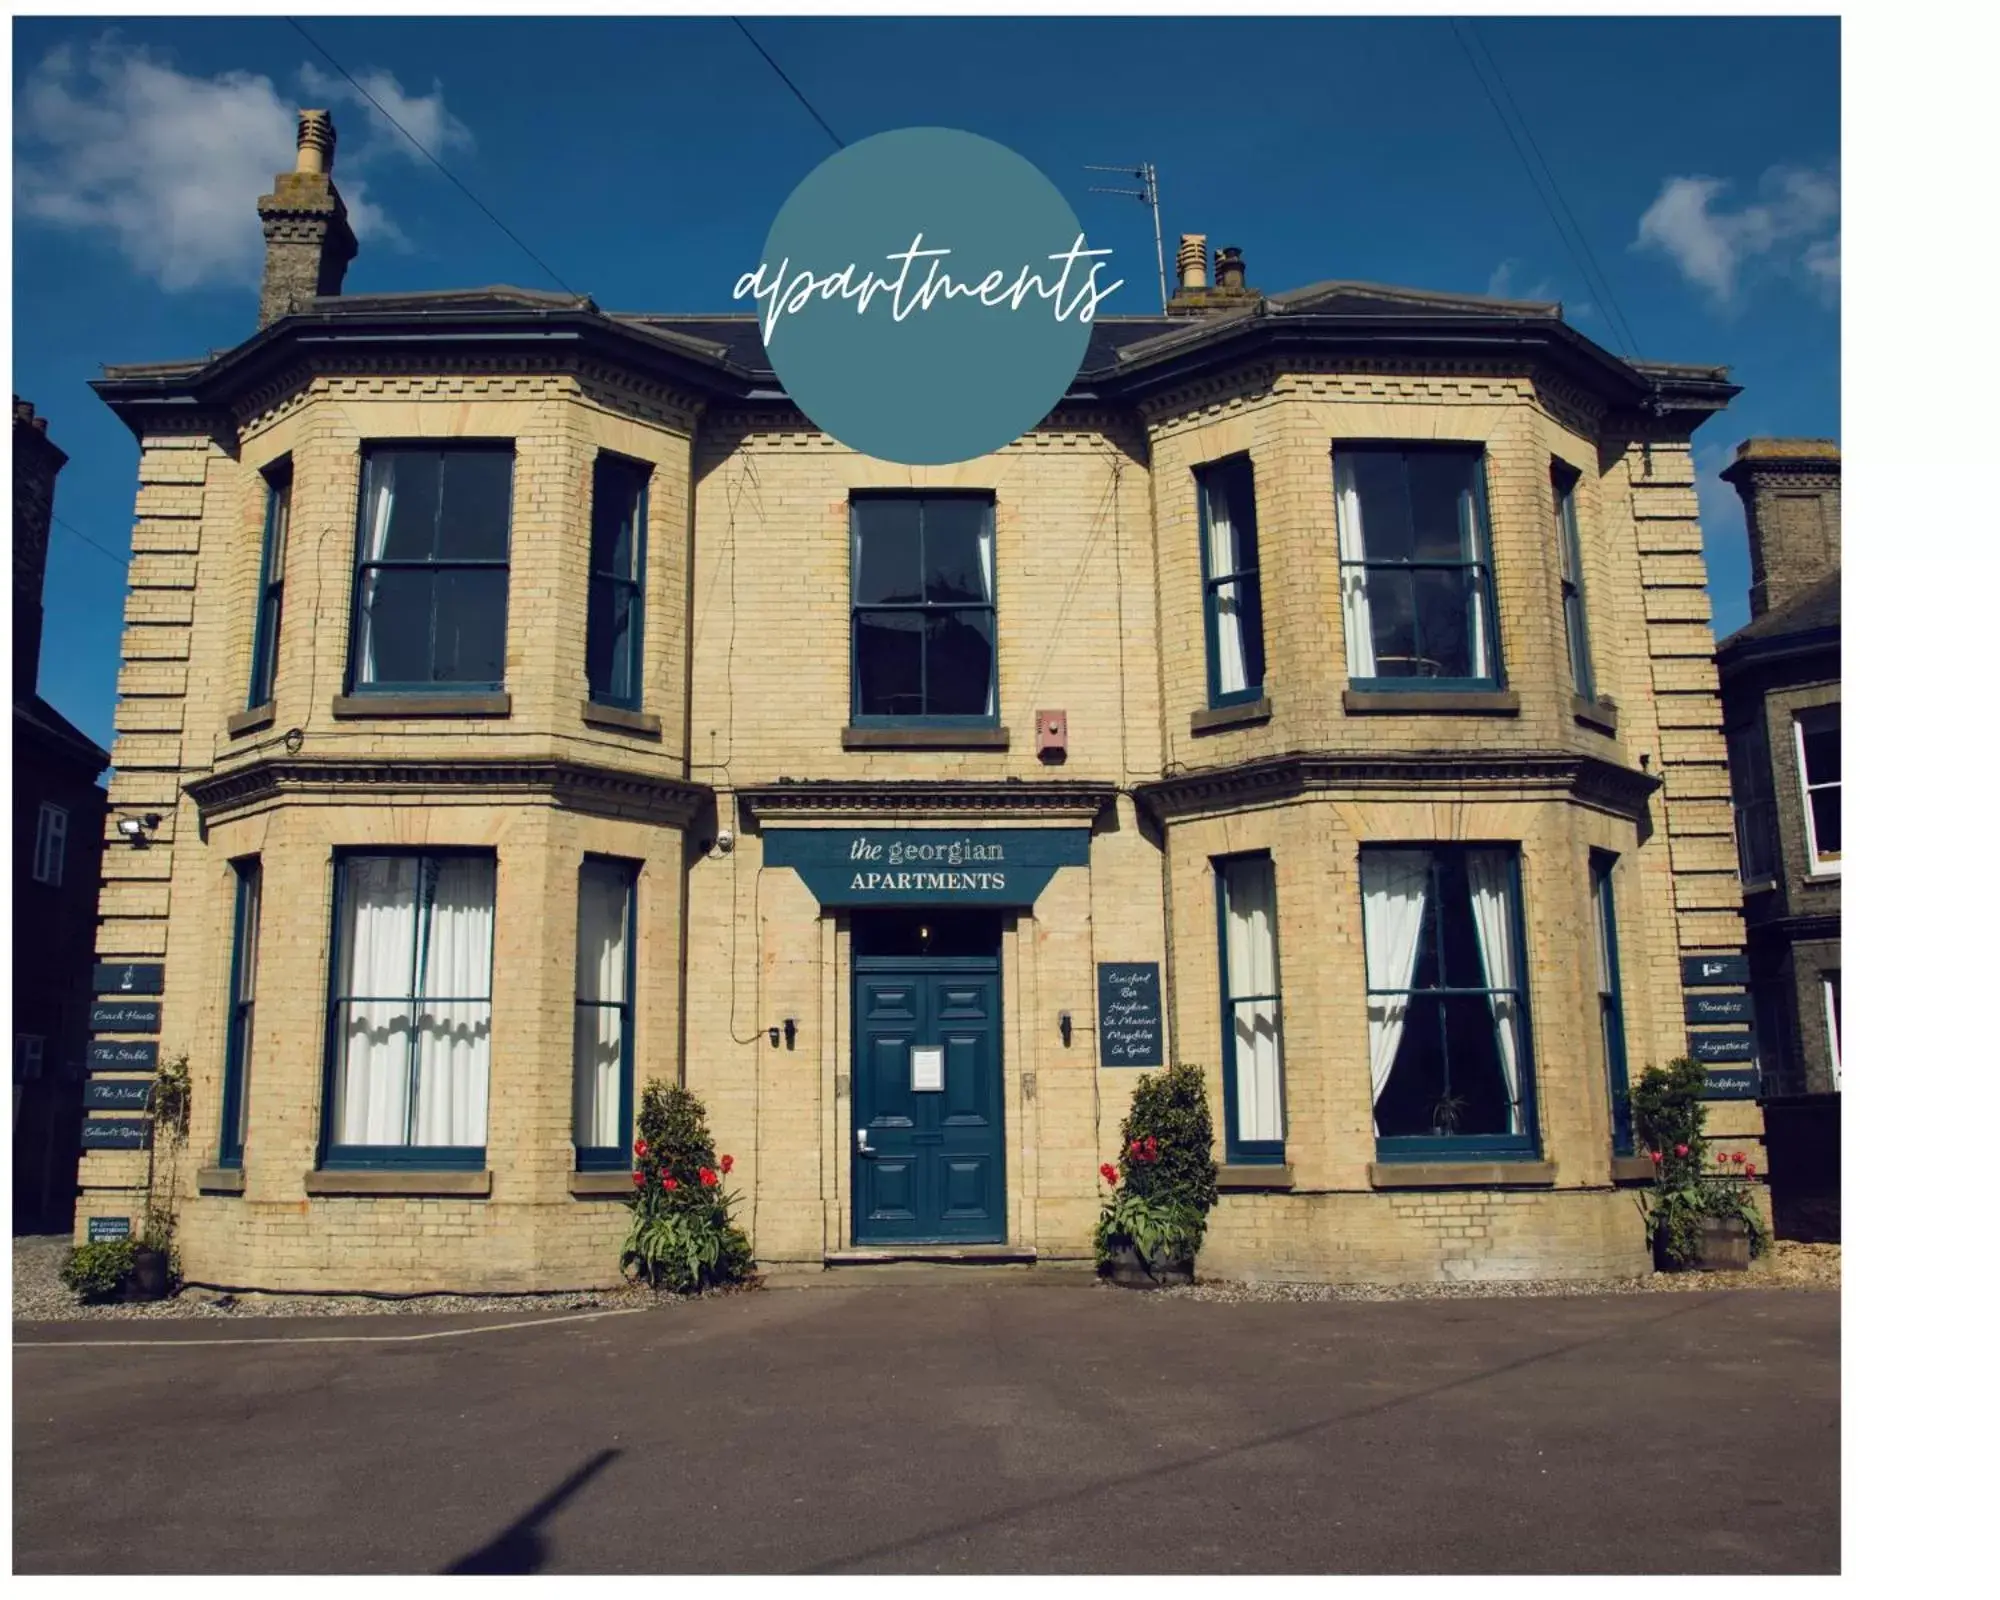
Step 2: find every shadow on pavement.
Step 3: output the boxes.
[442,1447,621,1574]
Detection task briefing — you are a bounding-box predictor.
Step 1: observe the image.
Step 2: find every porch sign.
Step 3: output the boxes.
[87,1216,133,1242]
[1686,992,1755,1025]
[90,1000,161,1033]
[88,1041,159,1074]
[81,1118,152,1151]
[93,962,164,995]
[1681,954,1749,988]
[1688,1030,1757,1064]
[763,827,1090,906]
[85,1080,154,1111]
[1700,1066,1761,1100]
[1097,962,1164,1067]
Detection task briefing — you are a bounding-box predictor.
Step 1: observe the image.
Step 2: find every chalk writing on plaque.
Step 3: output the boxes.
[1097,962,1164,1068]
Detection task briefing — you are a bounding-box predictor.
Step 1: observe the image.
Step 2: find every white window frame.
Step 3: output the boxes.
[32,803,68,886]
[1822,972,1841,1091]
[1793,706,1841,877]
[15,1034,46,1082]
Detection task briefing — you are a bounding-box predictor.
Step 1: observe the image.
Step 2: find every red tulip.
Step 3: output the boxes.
[1745,1163,1757,1177]
[634,1139,648,1158]
[1099,1163,1118,1185]
[662,1176,678,1191]
[700,1168,718,1188]
[632,1171,645,1187]
[1648,1151,1662,1165]
[1674,1144,1689,1158]
[721,1154,734,1174]
[1732,1151,1746,1164]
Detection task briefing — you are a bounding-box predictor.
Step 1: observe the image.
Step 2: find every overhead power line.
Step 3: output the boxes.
[1450,19,1643,360]
[52,515,130,570]
[284,17,580,297]
[732,19,844,149]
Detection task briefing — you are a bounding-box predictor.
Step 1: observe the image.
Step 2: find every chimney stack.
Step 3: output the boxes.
[1166,232,1259,320]
[1719,439,1841,619]
[1215,246,1246,290]
[256,109,358,329]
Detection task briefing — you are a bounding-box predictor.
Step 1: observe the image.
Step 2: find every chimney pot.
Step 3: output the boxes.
[1216,246,1245,290]
[295,109,336,176]
[1176,233,1209,291]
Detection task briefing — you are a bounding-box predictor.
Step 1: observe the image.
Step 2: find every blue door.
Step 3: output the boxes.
[853,957,1004,1245]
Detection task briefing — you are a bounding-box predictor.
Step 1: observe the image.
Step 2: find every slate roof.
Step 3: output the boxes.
[15,693,111,774]
[1717,570,1842,656]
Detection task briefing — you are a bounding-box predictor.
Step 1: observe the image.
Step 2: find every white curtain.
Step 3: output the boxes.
[411,858,494,1147]
[977,518,996,717]
[1465,850,1524,1135]
[1361,850,1430,1133]
[1222,859,1284,1144]
[355,458,397,685]
[572,864,631,1149]
[1207,477,1250,695]
[1334,455,1377,679]
[1458,485,1491,681]
[334,857,420,1145]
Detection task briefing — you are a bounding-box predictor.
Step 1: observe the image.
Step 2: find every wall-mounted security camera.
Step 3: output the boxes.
[713,829,735,855]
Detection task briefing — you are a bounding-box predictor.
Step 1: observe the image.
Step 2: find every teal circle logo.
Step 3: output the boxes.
[738,127,1120,465]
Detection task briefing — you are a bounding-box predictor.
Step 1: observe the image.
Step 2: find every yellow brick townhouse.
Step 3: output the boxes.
[76,114,1760,1290]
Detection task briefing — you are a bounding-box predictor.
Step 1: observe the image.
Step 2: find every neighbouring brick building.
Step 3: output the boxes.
[1717,438,1839,1239]
[14,398,111,1230]
[74,113,1763,1289]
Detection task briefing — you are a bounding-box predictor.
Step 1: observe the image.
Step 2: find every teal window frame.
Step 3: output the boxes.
[346,444,513,696]
[218,857,262,1167]
[1335,443,1504,694]
[247,460,291,708]
[1214,851,1286,1165]
[849,492,998,728]
[1590,850,1633,1156]
[1363,844,1540,1163]
[573,855,639,1172]
[585,454,649,711]
[1728,716,1780,885]
[1553,461,1596,703]
[318,848,495,1171]
[1196,455,1266,708]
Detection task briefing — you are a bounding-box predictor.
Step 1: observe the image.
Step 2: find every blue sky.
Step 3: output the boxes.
[12,14,1839,751]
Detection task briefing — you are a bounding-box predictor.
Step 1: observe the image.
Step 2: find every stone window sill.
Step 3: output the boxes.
[1367,1160,1556,1190]
[1217,1163,1293,1191]
[196,1166,246,1194]
[1343,690,1521,717]
[305,1169,492,1198]
[582,701,662,738]
[1610,1155,1658,1186]
[226,703,275,739]
[569,1171,637,1197]
[1572,696,1619,736]
[331,692,512,720]
[842,725,1010,751]
[1191,697,1273,735]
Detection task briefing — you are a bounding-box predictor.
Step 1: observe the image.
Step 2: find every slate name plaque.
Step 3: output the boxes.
[1688,1030,1757,1064]
[1685,993,1755,1025]
[93,962,164,995]
[1097,962,1164,1067]
[87,1216,133,1242]
[81,1118,152,1151]
[86,1080,155,1111]
[91,1000,162,1033]
[1700,1066,1761,1100]
[1682,954,1749,988]
[89,1041,159,1074]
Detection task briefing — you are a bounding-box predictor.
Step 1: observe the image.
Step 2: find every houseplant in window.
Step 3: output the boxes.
[1633,1056,1770,1271]
[1095,1062,1219,1288]
[620,1081,754,1294]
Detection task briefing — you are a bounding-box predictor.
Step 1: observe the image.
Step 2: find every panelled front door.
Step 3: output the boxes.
[853,958,1004,1245]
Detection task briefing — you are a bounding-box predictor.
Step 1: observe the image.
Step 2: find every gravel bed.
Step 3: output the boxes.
[1129,1242,1841,1304]
[9,1234,695,1323]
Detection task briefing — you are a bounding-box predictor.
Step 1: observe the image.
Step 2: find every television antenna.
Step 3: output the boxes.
[1086,162,1166,315]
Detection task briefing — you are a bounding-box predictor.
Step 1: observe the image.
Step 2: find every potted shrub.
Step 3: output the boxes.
[60,1239,138,1304]
[620,1081,755,1294]
[1094,1061,1219,1288]
[1633,1056,1771,1271]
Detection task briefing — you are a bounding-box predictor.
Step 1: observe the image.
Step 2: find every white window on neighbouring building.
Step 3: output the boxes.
[1794,705,1841,875]
[1823,970,1842,1091]
[31,803,68,886]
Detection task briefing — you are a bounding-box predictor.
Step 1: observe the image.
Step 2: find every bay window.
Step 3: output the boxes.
[1553,461,1596,702]
[219,859,262,1166]
[1795,706,1841,874]
[1334,445,1501,690]
[586,455,649,709]
[247,461,291,708]
[1216,854,1285,1163]
[1360,845,1537,1159]
[1197,456,1266,706]
[573,857,637,1169]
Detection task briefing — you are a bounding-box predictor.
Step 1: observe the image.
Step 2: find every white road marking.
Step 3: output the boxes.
[13,1306,648,1349]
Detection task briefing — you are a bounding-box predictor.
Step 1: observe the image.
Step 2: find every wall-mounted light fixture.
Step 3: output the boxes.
[783,1017,797,1051]
[116,814,163,848]
[1059,1011,1072,1048]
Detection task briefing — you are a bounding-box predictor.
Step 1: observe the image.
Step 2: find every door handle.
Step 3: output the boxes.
[856,1127,877,1158]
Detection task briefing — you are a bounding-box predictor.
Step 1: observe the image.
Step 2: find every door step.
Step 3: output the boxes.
[824,1245,1039,1266]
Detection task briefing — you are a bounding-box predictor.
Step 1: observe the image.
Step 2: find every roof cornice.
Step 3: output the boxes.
[736,778,1117,826]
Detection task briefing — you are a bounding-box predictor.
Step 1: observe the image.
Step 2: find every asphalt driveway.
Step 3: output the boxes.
[12,1281,1838,1574]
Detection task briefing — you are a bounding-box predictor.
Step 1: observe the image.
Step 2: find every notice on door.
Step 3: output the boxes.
[1097,962,1164,1067]
[911,1045,944,1092]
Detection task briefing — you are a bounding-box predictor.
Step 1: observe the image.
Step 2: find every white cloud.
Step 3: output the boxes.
[298,61,471,162]
[1486,258,1556,302]
[14,36,460,292]
[1633,164,1840,306]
